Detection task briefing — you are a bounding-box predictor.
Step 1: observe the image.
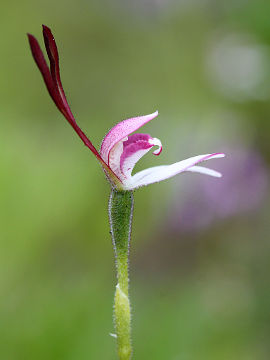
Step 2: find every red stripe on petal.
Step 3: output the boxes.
[123,133,152,148]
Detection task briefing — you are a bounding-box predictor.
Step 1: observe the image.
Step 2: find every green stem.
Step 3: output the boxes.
[109,189,134,360]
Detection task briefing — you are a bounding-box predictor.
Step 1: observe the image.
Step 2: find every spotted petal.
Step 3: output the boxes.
[100,111,159,164]
[124,153,225,190]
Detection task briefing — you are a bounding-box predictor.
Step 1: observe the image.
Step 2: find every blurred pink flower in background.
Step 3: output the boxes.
[169,147,268,233]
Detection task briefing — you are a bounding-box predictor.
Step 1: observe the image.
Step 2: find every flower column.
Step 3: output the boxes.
[109,189,134,360]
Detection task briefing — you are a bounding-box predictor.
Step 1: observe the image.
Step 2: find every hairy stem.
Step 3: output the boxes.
[109,189,134,360]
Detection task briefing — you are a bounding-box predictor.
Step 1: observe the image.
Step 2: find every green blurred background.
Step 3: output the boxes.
[1,0,270,359]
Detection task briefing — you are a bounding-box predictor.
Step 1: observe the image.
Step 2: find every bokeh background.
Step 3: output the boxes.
[1,0,270,359]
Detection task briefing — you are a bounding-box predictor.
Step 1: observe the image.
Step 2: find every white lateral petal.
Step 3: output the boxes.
[125,153,225,189]
[186,165,222,177]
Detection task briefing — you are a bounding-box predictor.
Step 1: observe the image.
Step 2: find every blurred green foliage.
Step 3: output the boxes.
[0,0,269,359]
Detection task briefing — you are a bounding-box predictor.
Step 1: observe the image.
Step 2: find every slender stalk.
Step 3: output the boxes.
[109,189,134,360]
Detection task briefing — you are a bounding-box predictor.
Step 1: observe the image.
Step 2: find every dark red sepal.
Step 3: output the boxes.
[27,33,64,113]
[42,25,74,122]
[27,27,100,157]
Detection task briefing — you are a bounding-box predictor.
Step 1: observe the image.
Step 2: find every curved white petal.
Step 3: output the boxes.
[124,153,225,190]
[149,138,162,155]
[186,165,222,177]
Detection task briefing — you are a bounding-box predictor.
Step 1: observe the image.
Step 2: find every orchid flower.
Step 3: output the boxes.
[27,25,225,360]
[27,26,224,192]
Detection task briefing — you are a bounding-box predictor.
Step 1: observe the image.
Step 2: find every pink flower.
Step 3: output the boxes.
[27,26,225,191]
